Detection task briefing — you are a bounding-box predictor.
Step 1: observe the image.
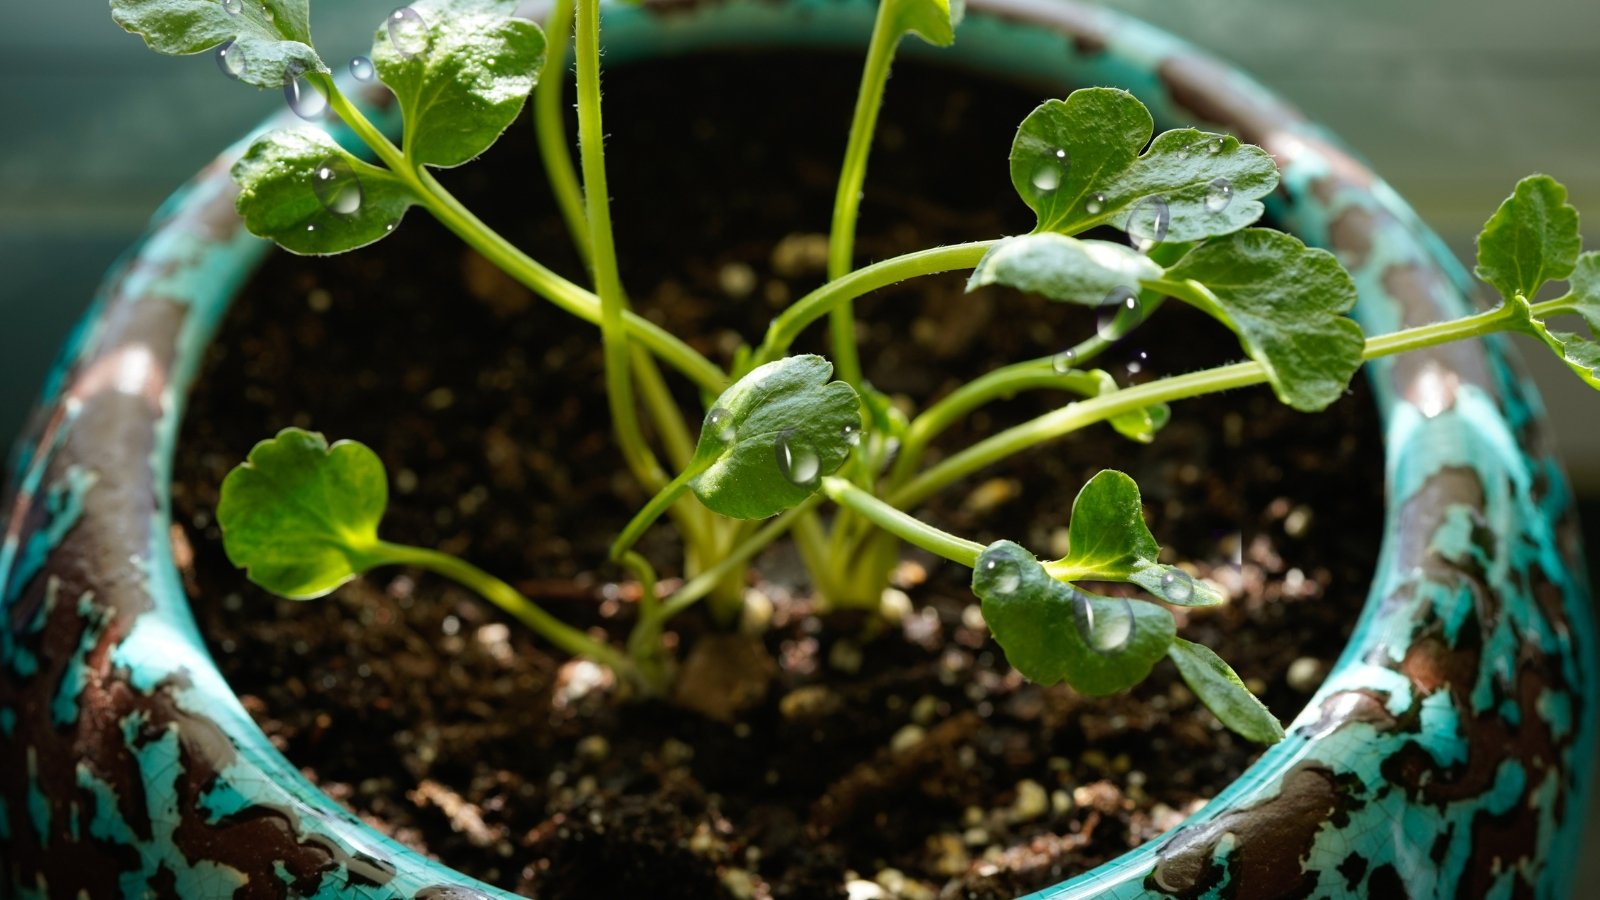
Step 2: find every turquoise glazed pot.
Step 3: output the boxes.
[2,0,1593,896]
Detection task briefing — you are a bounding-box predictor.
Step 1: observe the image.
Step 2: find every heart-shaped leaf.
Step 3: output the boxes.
[689,355,862,520]
[373,0,547,168]
[1475,174,1581,303]
[111,0,325,89]
[1010,88,1278,243]
[973,540,1175,695]
[1165,228,1363,412]
[1047,470,1222,607]
[218,428,389,599]
[967,233,1162,306]
[1167,638,1285,744]
[233,128,418,255]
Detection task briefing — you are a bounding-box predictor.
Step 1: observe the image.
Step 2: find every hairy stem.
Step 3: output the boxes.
[534,0,590,268]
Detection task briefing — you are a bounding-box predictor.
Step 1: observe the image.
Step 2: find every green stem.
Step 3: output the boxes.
[627,497,820,656]
[760,240,996,365]
[825,0,907,385]
[575,0,660,493]
[890,359,1106,488]
[632,347,697,472]
[611,459,712,563]
[821,477,981,566]
[890,297,1523,510]
[321,82,726,395]
[534,0,591,269]
[371,540,634,677]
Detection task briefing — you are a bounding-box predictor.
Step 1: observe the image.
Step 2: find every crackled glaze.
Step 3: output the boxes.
[1,0,1592,897]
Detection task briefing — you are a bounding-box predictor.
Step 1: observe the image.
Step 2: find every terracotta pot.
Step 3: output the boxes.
[2,0,1592,896]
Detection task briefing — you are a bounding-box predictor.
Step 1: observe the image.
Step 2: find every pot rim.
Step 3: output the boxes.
[2,0,1592,896]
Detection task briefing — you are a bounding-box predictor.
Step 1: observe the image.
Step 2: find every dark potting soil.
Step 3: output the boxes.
[170,52,1385,900]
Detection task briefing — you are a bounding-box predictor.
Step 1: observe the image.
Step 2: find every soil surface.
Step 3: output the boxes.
[171,53,1385,900]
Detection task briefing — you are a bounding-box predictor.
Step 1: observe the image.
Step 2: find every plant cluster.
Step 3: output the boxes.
[115,0,1600,745]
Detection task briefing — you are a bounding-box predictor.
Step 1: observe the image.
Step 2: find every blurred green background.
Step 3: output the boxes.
[3,0,1597,875]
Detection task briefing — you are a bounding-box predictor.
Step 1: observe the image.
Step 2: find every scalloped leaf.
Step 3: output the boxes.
[1475,174,1580,302]
[218,428,388,599]
[232,128,418,255]
[1165,228,1363,412]
[973,540,1176,695]
[1010,88,1278,243]
[111,0,325,88]
[373,0,547,168]
[689,356,862,520]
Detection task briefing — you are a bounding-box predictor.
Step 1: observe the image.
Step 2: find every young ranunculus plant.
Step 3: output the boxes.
[117,0,1600,746]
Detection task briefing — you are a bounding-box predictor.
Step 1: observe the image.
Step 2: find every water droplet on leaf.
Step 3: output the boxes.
[1051,349,1076,373]
[311,156,362,216]
[1096,286,1141,342]
[1205,178,1234,213]
[841,422,861,447]
[774,430,820,488]
[1208,135,1226,154]
[981,551,1022,595]
[223,0,243,14]
[1072,592,1135,653]
[1127,196,1170,252]
[388,7,430,57]
[283,64,327,120]
[215,40,246,80]
[1031,163,1061,193]
[350,55,376,82]
[705,407,736,443]
[1160,569,1194,603]
[1085,193,1105,215]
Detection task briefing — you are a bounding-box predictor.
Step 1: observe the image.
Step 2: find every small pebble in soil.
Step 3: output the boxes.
[717,261,758,298]
[1007,779,1049,823]
[846,877,887,900]
[770,232,830,277]
[1284,503,1314,538]
[890,724,926,753]
[879,587,912,623]
[1286,655,1326,692]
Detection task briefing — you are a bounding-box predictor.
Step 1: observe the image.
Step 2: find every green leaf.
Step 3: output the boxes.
[217,428,388,600]
[111,0,325,89]
[967,233,1162,306]
[1165,228,1363,412]
[1566,250,1600,331]
[1048,470,1223,607]
[373,0,547,168]
[1010,88,1278,242]
[689,356,862,520]
[232,128,418,255]
[1167,638,1285,744]
[1475,174,1581,303]
[885,0,964,47]
[974,541,1175,695]
[1506,293,1600,390]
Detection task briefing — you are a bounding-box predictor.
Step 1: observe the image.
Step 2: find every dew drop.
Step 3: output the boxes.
[384,219,399,232]
[980,551,1022,595]
[283,64,327,120]
[1161,569,1195,604]
[705,407,736,443]
[1096,286,1141,342]
[311,156,362,216]
[1205,178,1234,214]
[1126,350,1148,376]
[388,7,430,57]
[1208,135,1226,154]
[223,0,243,14]
[215,39,246,80]
[1051,348,1076,373]
[1127,195,1170,252]
[349,55,376,82]
[774,429,820,487]
[305,223,317,232]
[1072,592,1135,653]
[1085,193,1105,215]
[841,422,861,447]
[1031,162,1061,193]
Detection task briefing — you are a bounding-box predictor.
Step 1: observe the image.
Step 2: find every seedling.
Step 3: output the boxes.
[118,0,1600,745]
